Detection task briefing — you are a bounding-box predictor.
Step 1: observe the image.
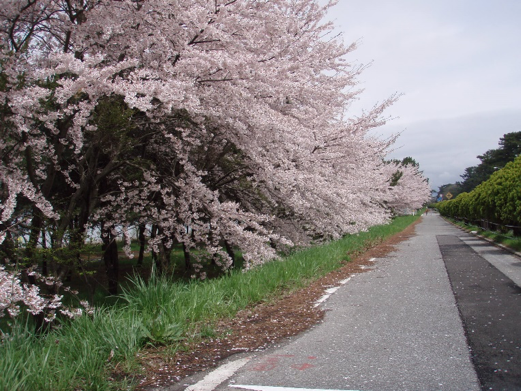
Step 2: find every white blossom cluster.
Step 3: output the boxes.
[0,266,92,322]
[0,0,431,283]
[382,161,432,213]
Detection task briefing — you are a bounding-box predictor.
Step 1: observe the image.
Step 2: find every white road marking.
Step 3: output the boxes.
[314,276,354,307]
[313,295,329,307]
[184,358,250,391]
[325,286,340,294]
[230,385,360,391]
[313,257,380,308]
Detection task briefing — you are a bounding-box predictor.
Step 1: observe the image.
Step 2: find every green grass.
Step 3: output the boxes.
[69,242,247,308]
[0,214,421,390]
[447,218,521,252]
[0,313,143,390]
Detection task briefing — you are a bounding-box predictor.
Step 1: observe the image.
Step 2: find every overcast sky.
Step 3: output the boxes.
[322,0,521,191]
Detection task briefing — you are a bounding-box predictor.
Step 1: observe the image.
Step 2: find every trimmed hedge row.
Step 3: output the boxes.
[436,156,521,228]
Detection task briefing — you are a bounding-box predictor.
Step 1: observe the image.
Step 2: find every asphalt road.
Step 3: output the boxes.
[439,235,521,390]
[171,214,521,391]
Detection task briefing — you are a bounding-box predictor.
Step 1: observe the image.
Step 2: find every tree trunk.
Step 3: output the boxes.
[151,224,158,267]
[182,242,191,271]
[156,239,171,274]
[101,226,119,295]
[26,208,43,268]
[137,223,146,267]
[0,230,14,265]
[41,228,48,276]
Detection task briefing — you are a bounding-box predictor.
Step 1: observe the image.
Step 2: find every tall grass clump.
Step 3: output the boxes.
[0,309,145,391]
[1,214,421,390]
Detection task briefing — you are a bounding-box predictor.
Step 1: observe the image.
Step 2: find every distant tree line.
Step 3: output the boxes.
[437,155,521,233]
[437,131,521,199]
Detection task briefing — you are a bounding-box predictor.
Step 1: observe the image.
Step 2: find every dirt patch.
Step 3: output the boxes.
[135,219,421,389]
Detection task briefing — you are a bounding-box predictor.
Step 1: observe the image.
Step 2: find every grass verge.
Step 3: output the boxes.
[446,218,521,252]
[0,214,421,390]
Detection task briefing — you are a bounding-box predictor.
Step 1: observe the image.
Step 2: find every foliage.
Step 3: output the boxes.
[436,156,521,229]
[383,159,431,214]
[437,183,464,201]
[437,131,521,200]
[439,131,521,196]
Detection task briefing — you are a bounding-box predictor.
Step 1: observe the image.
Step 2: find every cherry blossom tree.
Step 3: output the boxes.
[0,0,430,300]
[383,159,431,214]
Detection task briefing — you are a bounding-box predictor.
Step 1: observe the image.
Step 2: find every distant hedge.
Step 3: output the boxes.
[436,156,521,228]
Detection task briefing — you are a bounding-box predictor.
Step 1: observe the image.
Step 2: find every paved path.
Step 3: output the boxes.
[174,214,521,391]
[439,235,521,390]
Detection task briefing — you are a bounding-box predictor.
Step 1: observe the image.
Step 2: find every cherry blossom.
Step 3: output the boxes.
[383,160,432,213]
[0,265,92,322]
[0,0,431,292]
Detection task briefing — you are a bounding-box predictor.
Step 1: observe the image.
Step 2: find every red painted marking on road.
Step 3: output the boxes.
[291,363,315,370]
[307,356,317,360]
[251,356,282,371]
